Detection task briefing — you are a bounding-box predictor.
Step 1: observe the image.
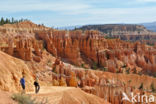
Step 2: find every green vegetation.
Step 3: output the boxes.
[104,36,117,39]
[150,82,156,92]
[12,93,48,104]
[139,83,144,90]
[122,64,127,68]
[102,67,108,71]
[81,63,87,69]
[92,62,98,70]
[116,69,120,73]
[133,68,137,74]
[0,17,29,25]
[52,66,56,73]
[81,64,84,68]
[153,72,156,78]
[126,68,130,74]
[138,72,142,76]
[47,59,52,67]
[128,80,132,83]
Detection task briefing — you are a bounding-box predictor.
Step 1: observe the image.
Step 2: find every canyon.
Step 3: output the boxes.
[78,24,156,45]
[0,21,156,104]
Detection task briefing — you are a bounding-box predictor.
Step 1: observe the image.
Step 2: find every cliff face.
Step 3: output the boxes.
[0,51,34,92]
[78,24,156,45]
[0,21,156,75]
[113,35,156,45]
[36,29,156,76]
[0,21,156,104]
[50,58,156,104]
[78,24,154,35]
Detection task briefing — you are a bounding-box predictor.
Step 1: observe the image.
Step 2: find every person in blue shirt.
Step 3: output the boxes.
[20,76,25,94]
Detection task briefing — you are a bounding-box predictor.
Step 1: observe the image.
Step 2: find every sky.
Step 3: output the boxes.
[0,0,156,27]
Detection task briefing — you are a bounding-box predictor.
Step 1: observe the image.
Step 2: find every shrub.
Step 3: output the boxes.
[153,72,156,78]
[122,64,127,68]
[139,83,144,90]
[102,67,108,71]
[104,36,116,39]
[133,68,137,74]
[81,64,84,68]
[12,93,48,104]
[92,62,97,70]
[128,80,132,83]
[126,68,130,74]
[116,69,120,73]
[12,93,36,104]
[52,66,56,73]
[150,82,155,92]
[138,72,142,76]
[47,59,52,67]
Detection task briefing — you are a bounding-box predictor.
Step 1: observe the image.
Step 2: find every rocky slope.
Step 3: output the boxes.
[0,51,34,92]
[49,58,156,104]
[37,29,156,76]
[112,35,156,45]
[77,24,156,45]
[0,91,17,104]
[30,86,110,104]
[78,24,154,35]
[0,21,156,104]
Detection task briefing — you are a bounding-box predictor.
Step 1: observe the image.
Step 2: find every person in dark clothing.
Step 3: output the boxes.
[34,79,40,94]
[20,76,25,94]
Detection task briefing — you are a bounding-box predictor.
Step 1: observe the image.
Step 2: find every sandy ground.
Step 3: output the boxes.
[0,86,109,104]
[0,91,17,104]
[28,86,109,104]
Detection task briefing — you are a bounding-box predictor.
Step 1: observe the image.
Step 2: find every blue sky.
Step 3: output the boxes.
[0,0,156,27]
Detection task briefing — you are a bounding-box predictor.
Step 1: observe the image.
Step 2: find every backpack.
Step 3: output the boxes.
[34,81,39,86]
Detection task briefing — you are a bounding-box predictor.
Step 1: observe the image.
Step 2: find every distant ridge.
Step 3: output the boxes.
[76,24,152,35]
[57,25,82,30]
[140,21,156,32]
[58,22,156,32]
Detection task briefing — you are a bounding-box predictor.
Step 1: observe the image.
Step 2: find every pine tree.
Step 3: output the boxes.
[5,18,9,24]
[0,17,29,25]
[11,17,14,24]
[0,17,5,25]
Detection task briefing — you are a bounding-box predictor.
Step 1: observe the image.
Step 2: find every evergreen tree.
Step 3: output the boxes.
[0,17,29,25]
[5,18,9,24]
[11,17,14,24]
[0,17,5,25]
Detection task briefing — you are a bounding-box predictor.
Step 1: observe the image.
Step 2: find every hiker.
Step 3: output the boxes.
[34,78,40,94]
[20,75,25,94]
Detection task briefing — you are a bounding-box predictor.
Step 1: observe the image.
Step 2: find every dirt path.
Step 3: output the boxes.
[0,91,17,104]
[28,86,109,104]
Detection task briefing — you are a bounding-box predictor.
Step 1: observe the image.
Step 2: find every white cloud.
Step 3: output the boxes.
[0,0,156,26]
[0,0,90,13]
